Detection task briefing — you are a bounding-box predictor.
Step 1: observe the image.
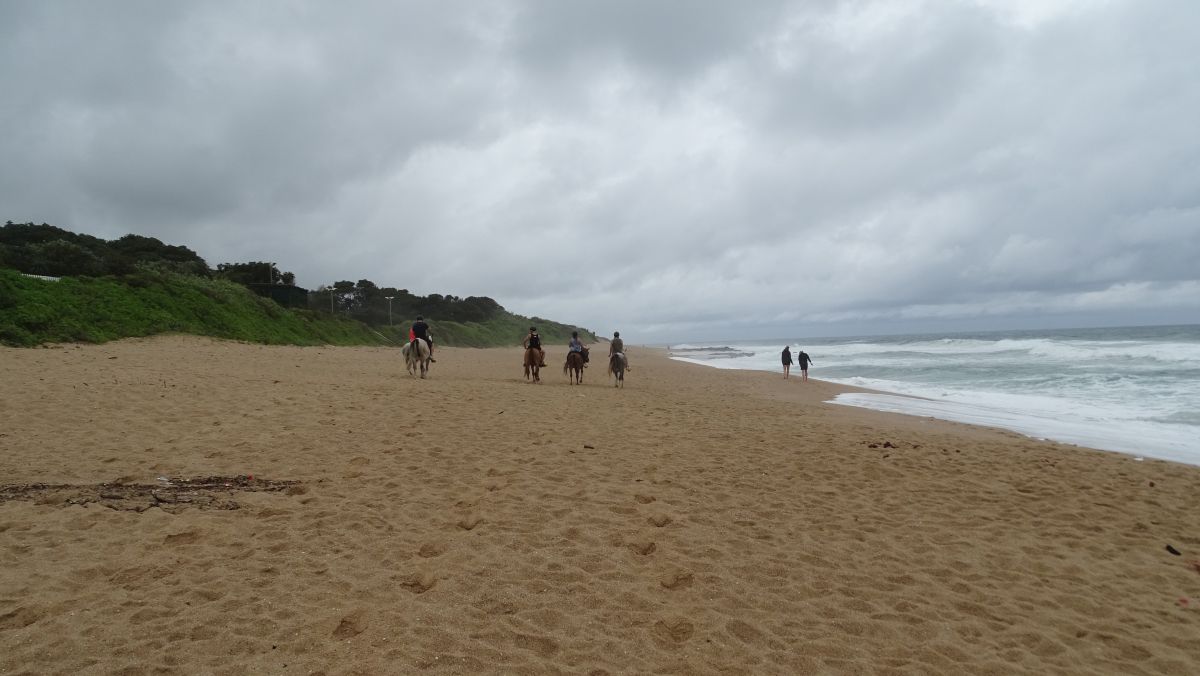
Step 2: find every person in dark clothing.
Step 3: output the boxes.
[523,326,547,367]
[781,346,793,379]
[411,316,435,362]
[609,331,630,370]
[797,350,813,381]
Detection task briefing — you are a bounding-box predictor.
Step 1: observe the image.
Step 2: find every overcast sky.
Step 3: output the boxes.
[3,0,1197,341]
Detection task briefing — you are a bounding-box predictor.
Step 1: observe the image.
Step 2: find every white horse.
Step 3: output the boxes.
[402,339,432,378]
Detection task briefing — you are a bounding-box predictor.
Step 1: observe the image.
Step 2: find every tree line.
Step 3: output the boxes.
[0,222,513,326]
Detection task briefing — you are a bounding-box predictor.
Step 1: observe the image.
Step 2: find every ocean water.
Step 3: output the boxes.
[668,325,1200,466]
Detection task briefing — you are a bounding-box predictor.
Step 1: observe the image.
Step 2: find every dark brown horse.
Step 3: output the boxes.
[523,347,541,383]
[608,352,626,388]
[564,351,584,385]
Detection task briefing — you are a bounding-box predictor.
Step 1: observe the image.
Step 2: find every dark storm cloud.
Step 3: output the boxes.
[2,0,1197,340]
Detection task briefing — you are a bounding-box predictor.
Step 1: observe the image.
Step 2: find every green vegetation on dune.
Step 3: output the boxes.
[1,222,597,348]
[0,269,384,347]
[0,270,596,348]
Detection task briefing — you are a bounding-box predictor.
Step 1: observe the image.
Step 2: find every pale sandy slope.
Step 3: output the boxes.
[1,336,1198,675]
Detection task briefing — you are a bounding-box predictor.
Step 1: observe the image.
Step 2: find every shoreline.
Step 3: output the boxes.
[2,337,1198,673]
[667,345,1200,468]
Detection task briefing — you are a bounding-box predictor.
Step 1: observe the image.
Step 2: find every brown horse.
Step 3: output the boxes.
[608,352,626,388]
[564,351,584,384]
[523,347,541,383]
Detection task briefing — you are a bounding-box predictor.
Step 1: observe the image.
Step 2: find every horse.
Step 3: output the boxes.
[523,347,541,383]
[402,339,432,378]
[564,351,584,385]
[608,352,626,388]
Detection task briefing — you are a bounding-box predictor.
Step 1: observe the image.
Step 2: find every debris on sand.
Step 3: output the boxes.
[0,475,300,513]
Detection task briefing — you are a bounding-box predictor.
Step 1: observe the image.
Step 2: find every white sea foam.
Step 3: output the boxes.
[668,326,1200,465]
[830,392,1200,466]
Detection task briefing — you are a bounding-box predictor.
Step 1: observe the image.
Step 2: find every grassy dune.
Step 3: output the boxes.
[0,269,597,348]
[0,269,383,347]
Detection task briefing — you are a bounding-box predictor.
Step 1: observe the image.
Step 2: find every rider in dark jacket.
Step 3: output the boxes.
[411,316,435,362]
[609,331,630,370]
[523,327,547,367]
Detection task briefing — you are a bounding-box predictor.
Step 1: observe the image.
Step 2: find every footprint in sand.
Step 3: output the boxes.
[456,515,482,531]
[627,540,657,556]
[475,596,518,616]
[397,572,437,594]
[653,617,695,644]
[660,570,694,590]
[332,609,368,639]
[514,633,559,657]
[647,514,672,527]
[634,494,656,504]
[163,530,200,545]
[726,619,765,645]
[417,542,446,558]
[0,606,42,631]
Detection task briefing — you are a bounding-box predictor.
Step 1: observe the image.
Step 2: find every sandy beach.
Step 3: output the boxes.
[1,336,1198,675]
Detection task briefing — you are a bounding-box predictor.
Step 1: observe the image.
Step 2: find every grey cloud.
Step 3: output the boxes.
[2,0,1198,341]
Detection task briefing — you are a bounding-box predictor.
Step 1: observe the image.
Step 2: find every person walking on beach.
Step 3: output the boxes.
[524,326,547,368]
[782,346,793,378]
[411,315,435,362]
[797,349,813,381]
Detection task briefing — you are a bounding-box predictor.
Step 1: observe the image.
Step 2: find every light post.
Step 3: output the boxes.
[329,284,336,314]
[385,296,394,326]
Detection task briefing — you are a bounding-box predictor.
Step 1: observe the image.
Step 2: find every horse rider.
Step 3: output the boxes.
[410,315,435,362]
[524,326,547,368]
[609,330,630,370]
[568,330,588,367]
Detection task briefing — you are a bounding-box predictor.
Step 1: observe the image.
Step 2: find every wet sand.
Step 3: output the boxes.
[1,336,1198,674]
